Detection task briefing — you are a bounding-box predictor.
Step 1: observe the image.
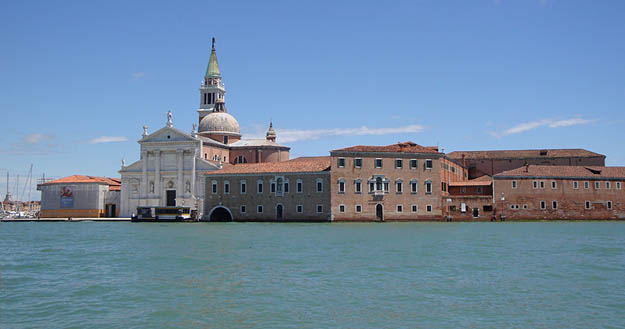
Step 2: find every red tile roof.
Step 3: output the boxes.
[449,175,492,187]
[495,166,625,179]
[42,175,121,190]
[332,141,439,154]
[447,149,604,160]
[205,157,331,175]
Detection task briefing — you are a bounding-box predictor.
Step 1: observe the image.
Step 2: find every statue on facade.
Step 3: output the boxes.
[192,123,197,137]
[166,111,173,127]
[142,125,148,137]
[121,158,126,167]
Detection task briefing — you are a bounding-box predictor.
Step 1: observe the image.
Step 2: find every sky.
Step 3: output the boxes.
[1,0,624,201]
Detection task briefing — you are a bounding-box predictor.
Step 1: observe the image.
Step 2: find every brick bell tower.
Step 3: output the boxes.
[198,38,226,122]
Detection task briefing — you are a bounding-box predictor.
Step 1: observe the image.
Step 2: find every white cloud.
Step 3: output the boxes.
[276,125,425,143]
[132,72,145,79]
[494,117,596,137]
[88,136,128,144]
[548,118,595,128]
[23,133,52,144]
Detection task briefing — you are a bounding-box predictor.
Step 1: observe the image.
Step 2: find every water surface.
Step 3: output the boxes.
[1,222,624,328]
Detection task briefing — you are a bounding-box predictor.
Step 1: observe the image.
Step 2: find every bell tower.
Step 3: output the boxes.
[198,38,226,122]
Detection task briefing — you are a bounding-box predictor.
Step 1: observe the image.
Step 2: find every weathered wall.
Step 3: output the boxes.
[330,153,444,221]
[493,178,625,220]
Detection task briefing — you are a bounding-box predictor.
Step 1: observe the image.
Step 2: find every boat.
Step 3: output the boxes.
[131,206,194,222]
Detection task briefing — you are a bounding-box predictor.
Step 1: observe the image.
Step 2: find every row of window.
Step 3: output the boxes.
[337,157,433,170]
[511,180,623,190]
[336,177,433,194]
[337,204,433,213]
[212,178,324,194]
[240,204,324,214]
[204,153,227,162]
[508,200,614,210]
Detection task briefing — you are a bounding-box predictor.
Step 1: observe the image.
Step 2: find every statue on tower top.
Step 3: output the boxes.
[166,111,173,127]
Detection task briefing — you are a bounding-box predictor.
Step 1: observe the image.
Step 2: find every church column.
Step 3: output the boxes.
[177,150,184,204]
[155,151,161,202]
[191,148,197,198]
[142,151,148,195]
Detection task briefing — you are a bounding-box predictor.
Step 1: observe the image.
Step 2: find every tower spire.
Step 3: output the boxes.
[206,38,220,78]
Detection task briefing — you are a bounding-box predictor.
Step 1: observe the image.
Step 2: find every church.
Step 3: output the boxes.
[119,39,290,218]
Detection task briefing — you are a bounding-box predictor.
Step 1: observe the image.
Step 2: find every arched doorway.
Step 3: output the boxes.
[209,207,233,222]
[276,204,283,220]
[376,204,384,221]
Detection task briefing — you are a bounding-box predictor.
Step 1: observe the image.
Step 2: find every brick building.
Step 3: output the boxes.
[202,157,331,221]
[446,175,494,220]
[329,142,466,221]
[447,149,605,179]
[493,165,625,220]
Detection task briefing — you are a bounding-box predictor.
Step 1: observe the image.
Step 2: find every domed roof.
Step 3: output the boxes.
[199,111,241,135]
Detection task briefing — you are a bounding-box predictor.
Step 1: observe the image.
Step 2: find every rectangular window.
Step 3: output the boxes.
[410,159,417,169]
[240,205,246,213]
[573,181,579,189]
[271,183,276,193]
[257,182,263,194]
[212,182,218,194]
[396,182,403,193]
[552,201,558,209]
[585,201,591,209]
[512,180,517,189]
[584,181,589,189]
[411,204,417,212]
[296,180,303,193]
[337,158,345,168]
[339,181,345,193]
[426,205,432,212]
[339,204,345,213]
[375,158,383,168]
[533,181,538,189]
[355,204,362,213]
[396,204,403,212]
[617,182,622,190]
[395,159,403,169]
[296,205,303,213]
[425,181,432,194]
[355,181,362,193]
[595,181,600,189]
[384,182,389,192]
[284,182,289,193]
[540,181,545,189]
[551,181,557,189]
[354,158,362,168]
[369,182,375,192]
[606,182,611,190]
[224,182,230,194]
[425,159,433,169]
[241,181,247,194]
[316,205,323,213]
[607,201,613,210]
[257,205,263,213]
[317,181,323,192]
[540,201,546,209]
[477,187,482,194]
[411,181,417,194]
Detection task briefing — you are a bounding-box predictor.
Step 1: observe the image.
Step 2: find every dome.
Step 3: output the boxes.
[198,111,241,136]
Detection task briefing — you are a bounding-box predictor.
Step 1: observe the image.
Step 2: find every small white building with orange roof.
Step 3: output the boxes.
[37,175,121,218]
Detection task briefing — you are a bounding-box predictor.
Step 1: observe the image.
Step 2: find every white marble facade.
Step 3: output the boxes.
[119,116,219,217]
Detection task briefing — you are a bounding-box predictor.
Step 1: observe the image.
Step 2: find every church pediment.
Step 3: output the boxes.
[140,126,197,144]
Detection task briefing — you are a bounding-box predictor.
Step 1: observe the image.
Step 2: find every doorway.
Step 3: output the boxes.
[472,208,479,218]
[376,204,384,221]
[276,204,283,220]
[105,204,116,217]
[210,207,233,222]
[166,190,176,207]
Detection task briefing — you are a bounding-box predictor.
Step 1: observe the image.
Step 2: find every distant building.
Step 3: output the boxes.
[493,165,625,220]
[447,149,605,179]
[202,157,331,221]
[118,38,289,218]
[330,142,466,221]
[37,175,121,218]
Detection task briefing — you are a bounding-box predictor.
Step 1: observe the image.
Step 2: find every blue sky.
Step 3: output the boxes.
[1,0,624,200]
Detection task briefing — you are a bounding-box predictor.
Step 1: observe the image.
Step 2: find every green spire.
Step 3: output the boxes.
[205,38,221,78]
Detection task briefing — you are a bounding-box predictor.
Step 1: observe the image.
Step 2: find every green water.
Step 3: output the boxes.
[1,222,624,328]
